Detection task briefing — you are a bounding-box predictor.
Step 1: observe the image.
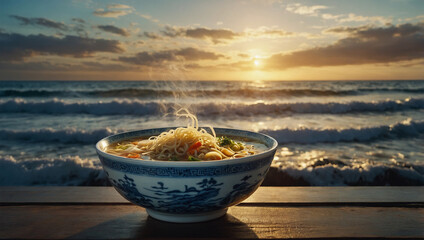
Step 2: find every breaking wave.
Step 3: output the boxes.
[2,87,424,99]
[0,98,160,115]
[1,97,423,115]
[0,88,354,98]
[264,159,424,186]
[0,155,108,186]
[2,119,423,144]
[261,119,424,144]
[0,128,119,144]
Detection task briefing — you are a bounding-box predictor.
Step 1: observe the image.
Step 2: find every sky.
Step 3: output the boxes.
[0,0,423,81]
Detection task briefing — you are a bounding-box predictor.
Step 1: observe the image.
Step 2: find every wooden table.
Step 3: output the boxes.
[1,186,423,239]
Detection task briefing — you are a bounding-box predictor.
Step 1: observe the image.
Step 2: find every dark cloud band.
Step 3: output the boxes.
[162,26,239,44]
[263,23,424,70]
[10,15,68,31]
[0,33,123,61]
[98,25,129,37]
[118,47,224,66]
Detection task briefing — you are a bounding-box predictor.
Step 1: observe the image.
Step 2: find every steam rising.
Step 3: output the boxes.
[148,63,206,123]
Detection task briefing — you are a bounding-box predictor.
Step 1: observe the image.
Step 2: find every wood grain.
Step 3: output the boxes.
[0,187,423,239]
[1,186,423,204]
[0,205,423,239]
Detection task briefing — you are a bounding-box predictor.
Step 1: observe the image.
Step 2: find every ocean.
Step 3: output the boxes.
[0,80,423,186]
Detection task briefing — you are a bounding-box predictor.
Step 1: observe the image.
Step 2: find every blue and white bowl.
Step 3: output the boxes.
[96,127,278,223]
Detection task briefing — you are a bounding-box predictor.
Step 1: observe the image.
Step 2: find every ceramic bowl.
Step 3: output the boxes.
[95,127,278,223]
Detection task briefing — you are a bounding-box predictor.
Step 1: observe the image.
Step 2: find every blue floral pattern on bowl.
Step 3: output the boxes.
[110,169,267,213]
[98,153,273,177]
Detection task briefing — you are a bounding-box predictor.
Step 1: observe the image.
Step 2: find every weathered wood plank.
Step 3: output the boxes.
[0,205,422,239]
[1,186,423,204]
[0,187,126,204]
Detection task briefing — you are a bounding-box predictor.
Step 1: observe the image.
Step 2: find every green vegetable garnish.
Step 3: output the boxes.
[169,156,180,161]
[217,136,245,151]
[116,144,131,150]
[188,156,201,161]
[217,136,235,147]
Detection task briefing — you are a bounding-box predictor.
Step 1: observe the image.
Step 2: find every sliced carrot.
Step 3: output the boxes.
[127,153,140,158]
[187,141,202,155]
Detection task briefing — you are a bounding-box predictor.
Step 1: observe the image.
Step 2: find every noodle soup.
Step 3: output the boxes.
[106,135,267,161]
[95,117,278,222]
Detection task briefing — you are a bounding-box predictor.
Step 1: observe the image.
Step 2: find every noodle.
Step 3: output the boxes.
[106,108,257,161]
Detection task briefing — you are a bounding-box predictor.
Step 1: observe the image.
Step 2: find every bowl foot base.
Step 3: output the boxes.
[146,208,228,223]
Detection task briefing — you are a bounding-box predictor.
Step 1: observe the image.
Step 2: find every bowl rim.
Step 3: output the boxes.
[95,127,278,167]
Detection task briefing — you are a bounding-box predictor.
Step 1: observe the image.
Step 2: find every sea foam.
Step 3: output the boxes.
[0,155,107,186]
[261,119,424,144]
[1,97,423,115]
[0,128,118,144]
[270,160,424,186]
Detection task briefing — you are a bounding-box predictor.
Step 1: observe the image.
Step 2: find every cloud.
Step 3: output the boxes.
[185,28,238,43]
[0,32,123,61]
[238,53,250,58]
[10,15,90,37]
[284,3,392,25]
[0,61,137,72]
[162,26,239,44]
[10,15,68,31]
[149,25,293,44]
[339,13,392,25]
[176,48,224,61]
[321,13,343,20]
[286,3,328,16]
[107,4,133,9]
[245,26,294,38]
[93,8,131,18]
[93,4,134,18]
[97,25,129,36]
[71,18,86,24]
[319,12,392,25]
[118,47,224,66]
[79,61,137,71]
[325,23,423,39]
[71,18,88,37]
[261,23,424,70]
[137,13,160,23]
[323,25,370,35]
[141,32,163,40]
[399,15,424,23]
[0,61,73,71]
[322,13,392,25]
